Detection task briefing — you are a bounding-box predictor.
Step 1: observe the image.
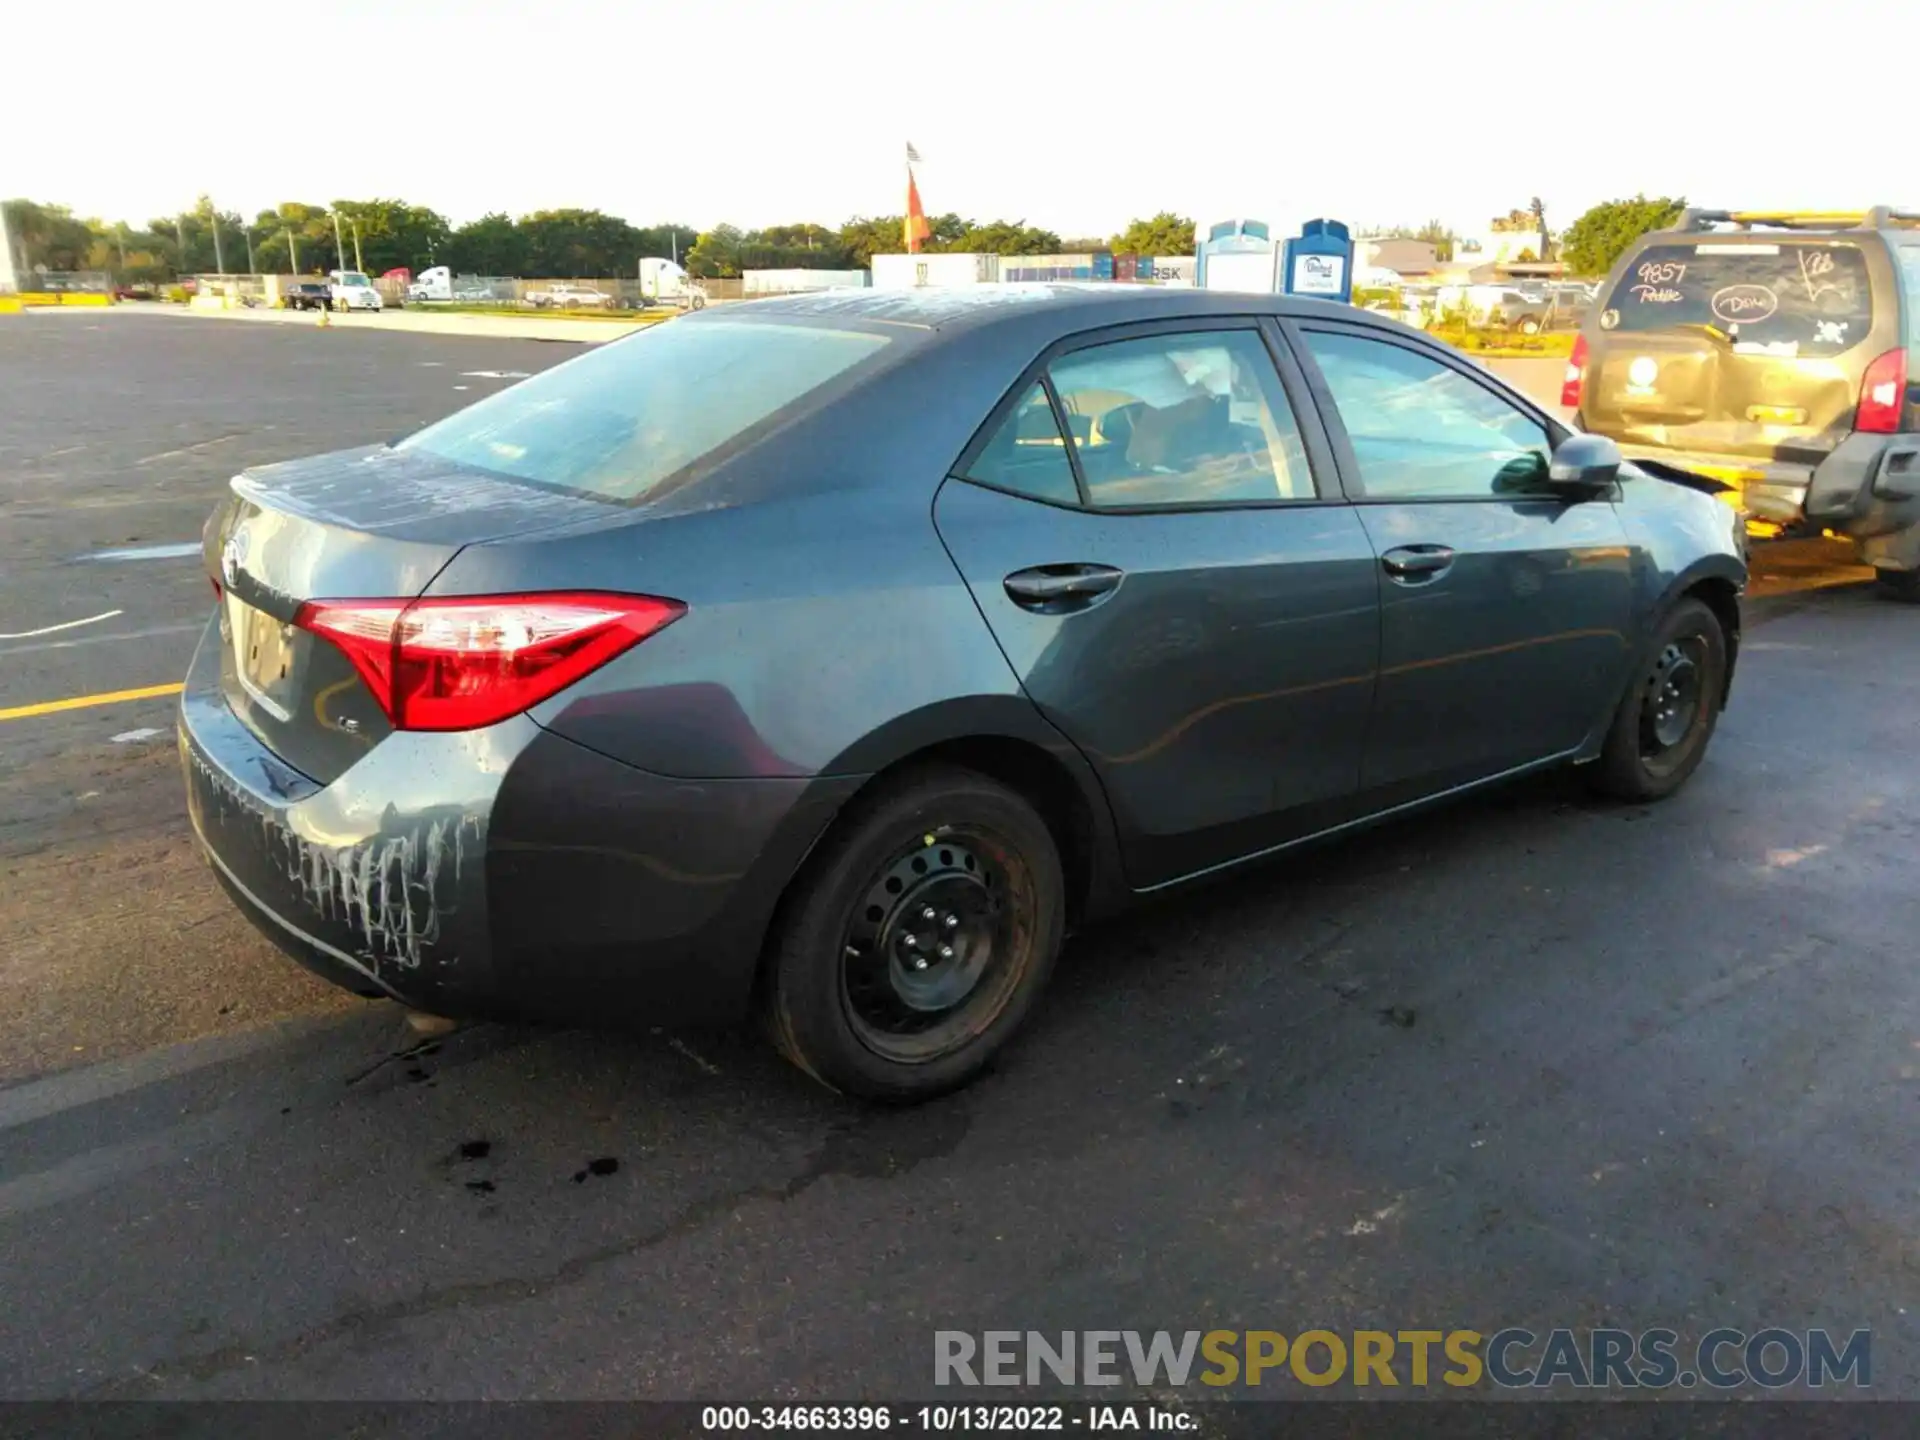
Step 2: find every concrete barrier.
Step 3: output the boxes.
[15,291,112,307]
[0,296,21,315]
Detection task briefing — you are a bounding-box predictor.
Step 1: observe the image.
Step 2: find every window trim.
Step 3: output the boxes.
[949,315,1348,516]
[1283,317,1574,505]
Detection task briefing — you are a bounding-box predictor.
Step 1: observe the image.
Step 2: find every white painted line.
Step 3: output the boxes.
[110,727,165,743]
[80,543,200,562]
[452,385,470,391]
[418,361,445,367]
[0,608,123,640]
[0,620,204,656]
[460,370,531,379]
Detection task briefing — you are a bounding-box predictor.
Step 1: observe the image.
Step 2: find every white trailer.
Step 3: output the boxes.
[870,253,1000,289]
[743,269,869,296]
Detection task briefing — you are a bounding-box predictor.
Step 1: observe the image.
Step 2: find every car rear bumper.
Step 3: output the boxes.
[178,622,861,1028]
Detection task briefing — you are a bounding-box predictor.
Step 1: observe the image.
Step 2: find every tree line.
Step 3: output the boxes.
[4,194,1689,284]
[3,198,1204,283]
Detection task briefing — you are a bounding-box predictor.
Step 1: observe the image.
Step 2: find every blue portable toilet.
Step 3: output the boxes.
[1282,219,1354,303]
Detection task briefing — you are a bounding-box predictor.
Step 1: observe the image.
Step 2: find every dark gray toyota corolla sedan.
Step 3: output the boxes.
[181,286,1747,1101]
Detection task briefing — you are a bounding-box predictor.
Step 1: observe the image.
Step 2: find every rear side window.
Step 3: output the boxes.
[1047,330,1316,508]
[962,383,1082,505]
[400,319,891,501]
[1601,242,1873,358]
[1899,247,1920,365]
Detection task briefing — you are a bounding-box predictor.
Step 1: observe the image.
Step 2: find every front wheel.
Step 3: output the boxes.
[1587,597,1728,801]
[761,765,1065,1103]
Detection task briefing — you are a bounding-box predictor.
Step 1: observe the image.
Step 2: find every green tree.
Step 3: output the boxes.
[955,219,1062,255]
[3,199,100,272]
[517,208,645,277]
[1109,212,1196,255]
[1560,195,1686,277]
[330,199,453,274]
[443,212,523,276]
[251,203,338,275]
[684,223,746,278]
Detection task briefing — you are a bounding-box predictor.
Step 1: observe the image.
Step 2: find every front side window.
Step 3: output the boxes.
[399,319,891,501]
[1303,331,1553,500]
[1045,330,1315,508]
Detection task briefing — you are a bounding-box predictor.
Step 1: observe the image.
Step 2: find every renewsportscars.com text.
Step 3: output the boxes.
[934,1328,1871,1391]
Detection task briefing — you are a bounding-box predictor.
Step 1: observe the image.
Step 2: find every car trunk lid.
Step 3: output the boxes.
[206,444,614,784]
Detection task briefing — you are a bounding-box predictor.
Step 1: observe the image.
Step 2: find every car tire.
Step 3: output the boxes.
[762,764,1065,1103]
[1872,568,1920,603]
[1587,597,1727,801]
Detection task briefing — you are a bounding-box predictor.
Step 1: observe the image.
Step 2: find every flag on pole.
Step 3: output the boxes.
[905,165,930,254]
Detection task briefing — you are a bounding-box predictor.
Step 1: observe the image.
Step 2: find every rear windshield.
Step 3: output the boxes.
[1601,242,1874,357]
[399,319,892,501]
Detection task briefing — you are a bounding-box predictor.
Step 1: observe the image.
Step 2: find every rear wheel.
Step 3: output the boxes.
[762,765,1064,1103]
[1872,567,1920,603]
[1588,597,1727,801]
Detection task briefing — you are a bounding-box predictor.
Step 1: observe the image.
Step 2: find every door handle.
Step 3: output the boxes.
[1380,544,1455,581]
[1003,564,1124,612]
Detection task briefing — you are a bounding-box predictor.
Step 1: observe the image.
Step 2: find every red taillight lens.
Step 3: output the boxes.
[1856,348,1908,435]
[1561,333,1589,409]
[296,591,685,732]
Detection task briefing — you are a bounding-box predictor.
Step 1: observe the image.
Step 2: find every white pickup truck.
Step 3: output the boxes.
[524,283,614,309]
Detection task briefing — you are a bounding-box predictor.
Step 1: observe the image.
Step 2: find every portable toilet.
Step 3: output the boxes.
[1282,219,1355,303]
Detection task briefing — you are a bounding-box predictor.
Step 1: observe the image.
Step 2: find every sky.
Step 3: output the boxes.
[6,0,1909,242]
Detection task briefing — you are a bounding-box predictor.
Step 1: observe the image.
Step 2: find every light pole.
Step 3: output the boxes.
[176,215,188,277]
[285,227,300,275]
[351,220,364,274]
[244,225,256,275]
[210,210,225,276]
[332,210,346,272]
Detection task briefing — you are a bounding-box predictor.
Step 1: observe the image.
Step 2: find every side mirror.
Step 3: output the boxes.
[1549,433,1622,494]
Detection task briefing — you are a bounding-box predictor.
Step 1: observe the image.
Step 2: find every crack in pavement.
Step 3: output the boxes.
[83,1105,973,1396]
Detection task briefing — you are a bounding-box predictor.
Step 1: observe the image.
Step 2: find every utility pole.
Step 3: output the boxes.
[176,216,189,276]
[286,228,300,274]
[244,225,256,275]
[332,210,346,272]
[211,210,225,276]
[116,224,129,276]
[351,220,364,274]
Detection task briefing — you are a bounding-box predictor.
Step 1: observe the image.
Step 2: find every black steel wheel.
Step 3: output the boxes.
[762,765,1064,1102]
[1589,597,1729,801]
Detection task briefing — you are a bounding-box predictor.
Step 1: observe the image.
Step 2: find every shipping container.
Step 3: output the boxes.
[1141,256,1197,287]
[870,253,1001,288]
[742,269,870,295]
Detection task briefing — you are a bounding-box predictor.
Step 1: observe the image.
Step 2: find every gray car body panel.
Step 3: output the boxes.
[182,287,1747,1030]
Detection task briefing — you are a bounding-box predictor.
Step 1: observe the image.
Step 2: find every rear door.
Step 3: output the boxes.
[933,320,1381,889]
[1583,239,1891,466]
[1290,321,1635,801]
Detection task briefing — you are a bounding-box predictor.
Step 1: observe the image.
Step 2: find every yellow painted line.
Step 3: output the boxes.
[0,682,183,722]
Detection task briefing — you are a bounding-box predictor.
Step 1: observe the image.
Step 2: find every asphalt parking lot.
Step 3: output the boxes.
[1,308,1915,1403]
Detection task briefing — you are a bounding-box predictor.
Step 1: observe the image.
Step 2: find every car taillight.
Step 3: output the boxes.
[295,591,685,732]
[1856,348,1908,435]
[1561,333,1589,409]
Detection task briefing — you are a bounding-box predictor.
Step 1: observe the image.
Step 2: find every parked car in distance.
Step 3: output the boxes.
[181,287,1747,1102]
[281,282,333,311]
[1569,206,1920,597]
[526,283,614,309]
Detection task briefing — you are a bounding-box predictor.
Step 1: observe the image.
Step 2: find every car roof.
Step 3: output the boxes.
[729,284,1370,336]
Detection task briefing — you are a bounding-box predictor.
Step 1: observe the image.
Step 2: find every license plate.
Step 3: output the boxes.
[228,595,299,721]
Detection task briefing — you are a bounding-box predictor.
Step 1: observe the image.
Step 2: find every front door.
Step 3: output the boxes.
[933,322,1380,888]
[1291,322,1635,801]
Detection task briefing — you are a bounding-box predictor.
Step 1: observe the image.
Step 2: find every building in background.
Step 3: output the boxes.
[1354,237,1438,277]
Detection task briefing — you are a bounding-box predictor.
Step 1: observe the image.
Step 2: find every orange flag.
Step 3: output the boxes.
[905,165,930,254]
